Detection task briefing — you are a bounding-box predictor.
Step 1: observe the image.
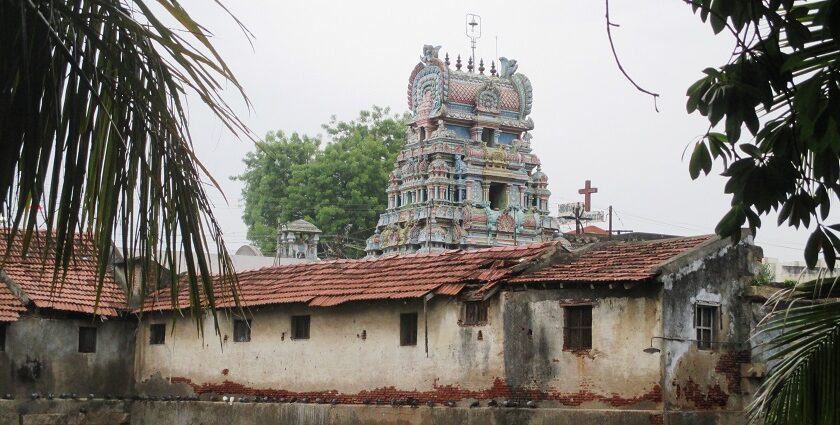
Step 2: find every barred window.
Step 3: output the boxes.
[149,324,166,345]
[695,304,718,350]
[291,315,310,340]
[78,327,97,353]
[400,313,418,346]
[233,319,251,343]
[564,306,592,350]
[462,301,488,325]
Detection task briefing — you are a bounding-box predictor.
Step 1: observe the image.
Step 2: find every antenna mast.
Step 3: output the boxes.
[465,14,482,70]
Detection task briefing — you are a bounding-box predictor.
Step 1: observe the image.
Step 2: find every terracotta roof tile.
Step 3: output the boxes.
[1,229,126,316]
[141,242,558,311]
[0,280,25,322]
[511,235,716,283]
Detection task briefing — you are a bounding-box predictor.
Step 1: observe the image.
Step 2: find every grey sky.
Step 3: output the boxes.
[180,0,810,261]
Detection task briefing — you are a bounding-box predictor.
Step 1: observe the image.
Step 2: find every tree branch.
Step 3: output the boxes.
[605,0,660,112]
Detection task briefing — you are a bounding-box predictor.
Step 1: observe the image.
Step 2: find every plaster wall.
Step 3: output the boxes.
[135,297,505,396]
[501,286,662,409]
[0,314,136,396]
[659,241,759,412]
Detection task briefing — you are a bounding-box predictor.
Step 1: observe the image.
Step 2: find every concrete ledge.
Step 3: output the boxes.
[131,401,662,425]
[0,400,131,425]
[0,400,747,425]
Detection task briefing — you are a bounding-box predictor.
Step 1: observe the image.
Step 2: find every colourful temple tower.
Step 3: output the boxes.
[365,45,559,256]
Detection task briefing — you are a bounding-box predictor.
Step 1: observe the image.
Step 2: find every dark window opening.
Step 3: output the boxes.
[489,183,508,210]
[0,324,5,352]
[400,313,418,346]
[564,306,592,350]
[482,128,495,146]
[695,304,717,350]
[292,315,310,340]
[419,127,426,141]
[149,324,166,345]
[78,327,97,353]
[463,301,488,325]
[233,319,251,342]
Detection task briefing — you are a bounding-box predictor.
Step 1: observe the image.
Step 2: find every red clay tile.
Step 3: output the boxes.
[1,229,126,317]
[510,235,715,284]
[141,242,559,312]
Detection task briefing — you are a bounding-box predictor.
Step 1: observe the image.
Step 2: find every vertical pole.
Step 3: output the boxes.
[609,205,613,240]
[424,296,429,357]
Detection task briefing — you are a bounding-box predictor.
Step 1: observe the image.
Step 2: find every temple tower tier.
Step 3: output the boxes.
[365,45,559,256]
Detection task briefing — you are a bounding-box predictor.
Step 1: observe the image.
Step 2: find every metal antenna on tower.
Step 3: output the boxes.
[465,13,481,71]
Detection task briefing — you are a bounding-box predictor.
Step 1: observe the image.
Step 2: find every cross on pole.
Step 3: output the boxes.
[578,180,598,212]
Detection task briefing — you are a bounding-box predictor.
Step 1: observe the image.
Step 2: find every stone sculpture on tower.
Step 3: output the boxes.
[365,45,559,256]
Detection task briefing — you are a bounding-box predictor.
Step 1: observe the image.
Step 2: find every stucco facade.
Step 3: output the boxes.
[0,313,135,397]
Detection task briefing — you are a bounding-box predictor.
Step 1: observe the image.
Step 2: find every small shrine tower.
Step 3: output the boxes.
[365,45,559,256]
[276,219,321,261]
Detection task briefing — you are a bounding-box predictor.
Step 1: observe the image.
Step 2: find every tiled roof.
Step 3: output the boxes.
[0,229,127,316]
[510,235,716,283]
[0,281,25,322]
[141,242,559,311]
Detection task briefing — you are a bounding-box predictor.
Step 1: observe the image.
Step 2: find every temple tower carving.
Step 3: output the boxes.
[365,45,559,256]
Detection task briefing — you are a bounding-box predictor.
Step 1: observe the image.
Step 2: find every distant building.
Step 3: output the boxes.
[276,219,321,262]
[365,45,559,256]
[762,257,837,282]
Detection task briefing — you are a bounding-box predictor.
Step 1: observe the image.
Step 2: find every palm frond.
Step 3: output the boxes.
[0,0,253,332]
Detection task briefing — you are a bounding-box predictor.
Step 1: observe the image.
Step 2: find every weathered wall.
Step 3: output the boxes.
[0,314,136,396]
[658,240,759,414]
[0,399,130,425]
[501,285,662,409]
[135,297,506,399]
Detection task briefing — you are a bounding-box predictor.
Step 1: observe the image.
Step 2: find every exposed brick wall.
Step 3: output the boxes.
[167,377,661,408]
[669,350,750,410]
[715,350,750,394]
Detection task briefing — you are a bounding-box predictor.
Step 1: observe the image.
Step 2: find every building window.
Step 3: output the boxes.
[149,324,166,345]
[695,304,718,350]
[0,324,5,352]
[462,301,488,325]
[564,305,592,350]
[291,315,310,340]
[419,127,426,141]
[233,319,251,342]
[400,313,418,346]
[78,327,97,353]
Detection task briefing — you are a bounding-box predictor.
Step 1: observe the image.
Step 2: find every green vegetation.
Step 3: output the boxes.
[752,263,777,285]
[1,0,250,326]
[235,107,408,258]
[684,1,840,423]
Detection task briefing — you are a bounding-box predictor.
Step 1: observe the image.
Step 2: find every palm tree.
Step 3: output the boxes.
[0,0,251,330]
[680,0,840,422]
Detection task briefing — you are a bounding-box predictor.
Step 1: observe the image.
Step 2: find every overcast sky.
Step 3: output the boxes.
[178,0,812,261]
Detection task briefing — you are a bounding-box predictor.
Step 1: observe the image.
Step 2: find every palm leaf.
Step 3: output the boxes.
[0,0,253,333]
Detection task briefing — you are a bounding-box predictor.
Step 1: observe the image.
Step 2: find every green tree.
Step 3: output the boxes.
[237,107,408,258]
[683,1,840,423]
[234,131,320,254]
[1,0,250,325]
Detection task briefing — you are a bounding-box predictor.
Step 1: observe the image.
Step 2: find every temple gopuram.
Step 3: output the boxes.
[365,45,559,256]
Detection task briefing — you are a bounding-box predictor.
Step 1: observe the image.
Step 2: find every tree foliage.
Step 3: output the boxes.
[684,0,840,423]
[236,107,408,258]
[0,0,252,328]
